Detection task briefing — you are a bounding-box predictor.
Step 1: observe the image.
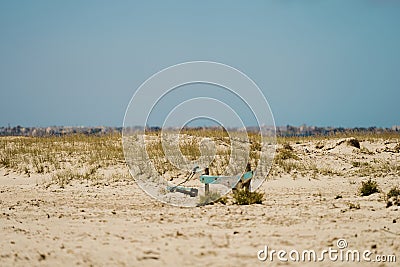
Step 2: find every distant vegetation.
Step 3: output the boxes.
[1,125,399,137]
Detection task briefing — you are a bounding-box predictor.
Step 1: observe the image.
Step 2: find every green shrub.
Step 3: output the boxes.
[359,179,379,196]
[233,189,264,205]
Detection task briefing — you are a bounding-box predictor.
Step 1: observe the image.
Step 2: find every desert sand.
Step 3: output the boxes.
[1,136,399,266]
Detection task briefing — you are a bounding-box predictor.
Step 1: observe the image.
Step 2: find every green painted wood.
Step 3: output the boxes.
[200,171,253,185]
[199,175,220,184]
[241,171,253,181]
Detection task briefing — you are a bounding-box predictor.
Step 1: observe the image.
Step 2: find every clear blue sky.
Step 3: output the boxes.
[0,0,399,128]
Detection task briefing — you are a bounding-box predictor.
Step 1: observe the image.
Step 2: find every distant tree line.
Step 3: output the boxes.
[0,125,398,137]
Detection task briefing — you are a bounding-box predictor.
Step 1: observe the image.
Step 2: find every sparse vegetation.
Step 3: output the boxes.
[1,130,399,191]
[198,191,221,206]
[347,202,360,209]
[352,161,369,168]
[359,179,379,196]
[51,169,75,188]
[360,147,374,155]
[277,160,304,174]
[0,134,123,175]
[0,134,124,187]
[145,128,236,176]
[50,165,102,187]
[354,159,399,177]
[318,167,340,176]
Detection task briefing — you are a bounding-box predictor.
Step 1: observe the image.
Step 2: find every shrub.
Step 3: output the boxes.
[0,155,11,168]
[386,186,400,207]
[394,143,400,153]
[276,149,299,160]
[387,186,400,198]
[233,189,264,205]
[315,142,324,149]
[283,143,293,151]
[352,161,361,167]
[359,179,379,196]
[347,138,360,149]
[216,195,228,205]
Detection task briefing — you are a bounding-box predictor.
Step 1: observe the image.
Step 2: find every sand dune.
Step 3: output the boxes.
[1,136,399,266]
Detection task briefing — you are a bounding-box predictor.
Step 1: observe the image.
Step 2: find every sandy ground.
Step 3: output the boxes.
[1,138,399,266]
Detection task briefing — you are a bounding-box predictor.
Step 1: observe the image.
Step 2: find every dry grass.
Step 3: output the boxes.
[0,134,124,186]
[1,130,399,186]
[272,132,400,178]
[144,128,236,176]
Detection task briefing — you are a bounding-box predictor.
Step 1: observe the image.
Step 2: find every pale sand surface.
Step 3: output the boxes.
[1,138,399,266]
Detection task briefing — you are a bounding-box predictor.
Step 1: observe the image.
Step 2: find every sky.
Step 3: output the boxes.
[0,0,399,128]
